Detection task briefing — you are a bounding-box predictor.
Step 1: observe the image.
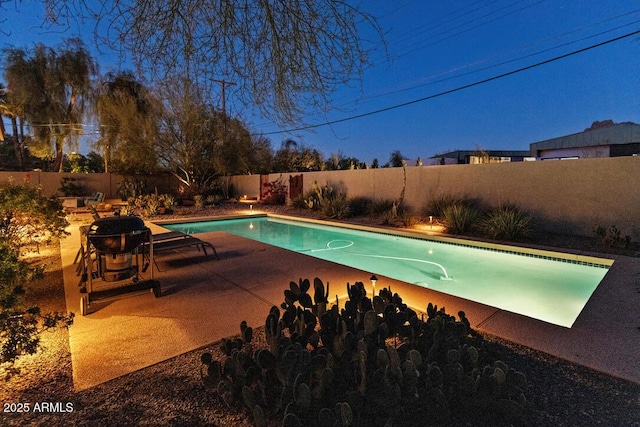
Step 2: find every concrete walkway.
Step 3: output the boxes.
[61,218,640,391]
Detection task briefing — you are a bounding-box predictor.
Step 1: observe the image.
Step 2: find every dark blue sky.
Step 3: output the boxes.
[254,0,640,163]
[2,1,640,163]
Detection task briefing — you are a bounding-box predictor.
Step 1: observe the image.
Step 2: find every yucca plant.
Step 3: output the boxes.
[423,194,472,219]
[443,203,482,235]
[481,204,533,241]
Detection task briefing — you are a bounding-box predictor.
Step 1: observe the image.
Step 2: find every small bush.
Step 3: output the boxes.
[194,195,205,210]
[319,194,350,219]
[159,194,176,209]
[300,182,350,219]
[443,204,482,235]
[399,211,418,227]
[348,196,373,217]
[0,181,69,252]
[118,204,137,216]
[117,177,145,201]
[592,224,631,249]
[205,194,223,206]
[371,199,395,216]
[262,177,288,205]
[0,238,74,377]
[58,177,83,196]
[481,205,533,241]
[132,194,161,217]
[290,194,309,210]
[424,194,473,219]
[299,185,323,211]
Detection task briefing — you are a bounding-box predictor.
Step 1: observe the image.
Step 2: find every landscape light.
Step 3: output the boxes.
[370,274,378,296]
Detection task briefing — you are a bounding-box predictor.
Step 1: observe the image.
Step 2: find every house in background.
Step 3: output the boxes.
[530,120,640,160]
[425,149,531,165]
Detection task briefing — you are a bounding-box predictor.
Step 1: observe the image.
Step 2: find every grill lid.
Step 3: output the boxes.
[88,216,148,254]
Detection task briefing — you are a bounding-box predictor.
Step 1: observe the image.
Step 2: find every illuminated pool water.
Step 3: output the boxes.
[165,216,612,327]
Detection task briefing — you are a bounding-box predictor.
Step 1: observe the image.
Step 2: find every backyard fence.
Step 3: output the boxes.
[1,156,637,239]
[231,156,640,239]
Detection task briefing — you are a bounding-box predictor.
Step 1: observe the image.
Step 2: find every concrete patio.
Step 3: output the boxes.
[60,215,640,391]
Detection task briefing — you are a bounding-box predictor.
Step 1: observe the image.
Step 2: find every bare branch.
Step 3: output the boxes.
[30,0,382,126]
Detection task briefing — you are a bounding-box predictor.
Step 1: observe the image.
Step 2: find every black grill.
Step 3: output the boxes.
[88,216,147,254]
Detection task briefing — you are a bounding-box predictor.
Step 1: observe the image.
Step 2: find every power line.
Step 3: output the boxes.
[368,0,543,65]
[390,0,544,62]
[260,28,640,136]
[355,17,640,104]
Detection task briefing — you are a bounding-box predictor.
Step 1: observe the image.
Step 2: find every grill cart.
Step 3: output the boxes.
[78,216,160,315]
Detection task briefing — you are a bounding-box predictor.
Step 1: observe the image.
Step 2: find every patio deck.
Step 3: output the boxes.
[60,216,640,391]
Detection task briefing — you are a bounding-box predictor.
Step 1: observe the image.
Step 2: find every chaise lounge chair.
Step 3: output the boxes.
[148,231,219,261]
[85,192,105,207]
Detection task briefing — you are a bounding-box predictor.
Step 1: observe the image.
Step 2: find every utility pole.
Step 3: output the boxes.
[210,78,236,116]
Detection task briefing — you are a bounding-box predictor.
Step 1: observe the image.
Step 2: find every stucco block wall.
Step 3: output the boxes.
[229,175,261,198]
[0,171,174,200]
[232,157,638,238]
[1,156,636,239]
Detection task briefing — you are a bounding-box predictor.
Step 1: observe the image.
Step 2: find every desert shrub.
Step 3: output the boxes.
[300,182,350,219]
[205,194,223,206]
[348,196,373,217]
[298,187,322,211]
[118,204,137,216]
[210,179,235,200]
[443,203,482,235]
[371,199,395,216]
[194,195,205,210]
[262,177,288,205]
[200,278,530,426]
[481,204,533,241]
[290,194,309,210]
[301,182,336,211]
[424,194,474,219]
[380,209,396,225]
[592,224,632,249]
[58,176,83,196]
[133,194,161,217]
[159,194,176,209]
[144,195,161,216]
[399,211,418,227]
[318,194,350,219]
[0,238,74,378]
[0,181,69,252]
[117,176,145,201]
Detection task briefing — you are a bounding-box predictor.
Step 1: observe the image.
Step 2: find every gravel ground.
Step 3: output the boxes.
[2,204,639,426]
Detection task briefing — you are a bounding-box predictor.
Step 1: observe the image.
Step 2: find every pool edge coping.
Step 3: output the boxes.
[152,213,615,268]
[266,213,615,268]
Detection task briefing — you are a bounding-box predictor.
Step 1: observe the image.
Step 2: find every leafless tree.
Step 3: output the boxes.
[16,0,382,127]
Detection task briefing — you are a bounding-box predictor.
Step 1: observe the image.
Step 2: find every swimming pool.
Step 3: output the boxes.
[164,215,613,327]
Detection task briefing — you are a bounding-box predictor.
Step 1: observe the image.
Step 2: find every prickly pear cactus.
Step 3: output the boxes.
[198,277,529,426]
